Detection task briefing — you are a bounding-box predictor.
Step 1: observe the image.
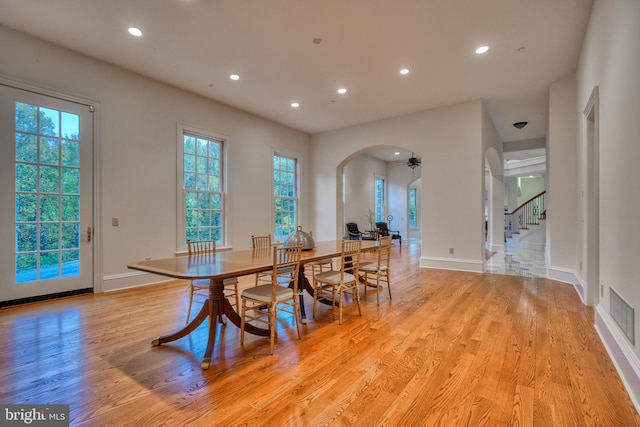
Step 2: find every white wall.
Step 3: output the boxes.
[343,154,386,233]
[481,103,505,254]
[0,25,310,292]
[547,73,578,281]
[311,100,485,272]
[504,177,519,211]
[518,176,544,205]
[576,0,640,408]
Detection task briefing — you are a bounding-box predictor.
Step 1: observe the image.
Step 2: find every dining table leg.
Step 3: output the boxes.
[152,278,270,370]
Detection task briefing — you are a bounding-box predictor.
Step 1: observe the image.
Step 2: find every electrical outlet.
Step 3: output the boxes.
[112,217,119,226]
[449,248,454,254]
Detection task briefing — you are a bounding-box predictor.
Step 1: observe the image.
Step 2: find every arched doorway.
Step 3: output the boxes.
[337,146,422,248]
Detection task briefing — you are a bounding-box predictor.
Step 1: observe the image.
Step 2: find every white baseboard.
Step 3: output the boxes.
[548,265,586,304]
[595,304,640,413]
[489,243,505,252]
[420,256,484,272]
[99,271,176,292]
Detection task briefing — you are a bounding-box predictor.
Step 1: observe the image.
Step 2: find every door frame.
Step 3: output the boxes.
[583,86,600,307]
[1,73,103,294]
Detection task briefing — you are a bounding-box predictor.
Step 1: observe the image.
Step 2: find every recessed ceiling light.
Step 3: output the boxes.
[128,27,143,37]
[230,74,240,81]
[475,45,489,54]
[400,68,410,75]
[337,88,347,94]
[394,152,400,155]
[291,102,300,108]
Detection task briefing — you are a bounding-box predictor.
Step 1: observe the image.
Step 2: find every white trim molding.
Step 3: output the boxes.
[548,265,586,304]
[595,304,640,413]
[420,256,484,272]
[489,242,505,253]
[100,271,174,292]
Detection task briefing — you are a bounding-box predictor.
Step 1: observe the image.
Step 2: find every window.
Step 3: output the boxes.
[15,102,81,282]
[273,153,297,240]
[409,187,418,228]
[181,129,225,244]
[375,177,385,222]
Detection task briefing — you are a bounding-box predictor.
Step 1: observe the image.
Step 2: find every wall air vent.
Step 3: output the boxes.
[610,287,635,345]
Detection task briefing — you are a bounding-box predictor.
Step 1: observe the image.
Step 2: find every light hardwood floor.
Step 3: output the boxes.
[1,242,638,426]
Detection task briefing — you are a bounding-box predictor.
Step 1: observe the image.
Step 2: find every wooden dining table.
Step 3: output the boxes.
[127,239,379,369]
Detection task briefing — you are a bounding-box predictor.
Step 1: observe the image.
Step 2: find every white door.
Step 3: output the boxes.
[0,84,94,303]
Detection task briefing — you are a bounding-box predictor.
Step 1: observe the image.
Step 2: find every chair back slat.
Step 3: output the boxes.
[271,245,302,295]
[187,239,216,255]
[377,235,393,267]
[340,239,362,281]
[252,234,272,249]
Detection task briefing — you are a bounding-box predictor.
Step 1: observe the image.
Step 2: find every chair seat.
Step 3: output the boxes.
[242,284,294,303]
[359,262,388,272]
[313,270,357,285]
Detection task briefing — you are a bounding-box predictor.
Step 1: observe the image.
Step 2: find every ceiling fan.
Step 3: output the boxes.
[406,153,422,169]
[392,152,422,173]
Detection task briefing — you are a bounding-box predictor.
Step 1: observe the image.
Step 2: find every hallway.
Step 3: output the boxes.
[484,243,548,278]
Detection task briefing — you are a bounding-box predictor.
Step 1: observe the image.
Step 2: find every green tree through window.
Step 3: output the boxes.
[183,133,224,243]
[375,177,385,222]
[409,187,417,228]
[15,102,81,282]
[273,154,297,240]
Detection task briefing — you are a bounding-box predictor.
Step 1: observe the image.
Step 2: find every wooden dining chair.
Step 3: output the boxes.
[312,239,362,325]
[240,245,303,354]
[252,234,274,285]
[251,234,272,249]
[186,239,239,324]
[304,230,333,279]
[359,234,393,305]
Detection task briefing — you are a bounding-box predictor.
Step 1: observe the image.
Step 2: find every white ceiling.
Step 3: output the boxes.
[0,0,592,145]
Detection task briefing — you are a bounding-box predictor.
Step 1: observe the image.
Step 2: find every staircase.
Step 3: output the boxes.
[504,191,546,245]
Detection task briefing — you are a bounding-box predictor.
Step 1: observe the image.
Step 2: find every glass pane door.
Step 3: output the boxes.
[0,84,93,303]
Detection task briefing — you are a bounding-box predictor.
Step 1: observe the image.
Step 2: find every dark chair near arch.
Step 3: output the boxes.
[375,222,401,245]
[346,222,377,241]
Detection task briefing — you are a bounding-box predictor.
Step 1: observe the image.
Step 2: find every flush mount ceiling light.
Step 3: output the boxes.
[475,45,489,54]
[128,27,143,37]
[513,121,528,129]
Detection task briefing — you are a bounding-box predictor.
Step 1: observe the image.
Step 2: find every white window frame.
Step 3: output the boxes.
[272,149,299,242]
[374,175,386,223]
[176,123,229,251]
[408,186,419,229]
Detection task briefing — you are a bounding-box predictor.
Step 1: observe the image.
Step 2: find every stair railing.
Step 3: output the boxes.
[505,191,546,239]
